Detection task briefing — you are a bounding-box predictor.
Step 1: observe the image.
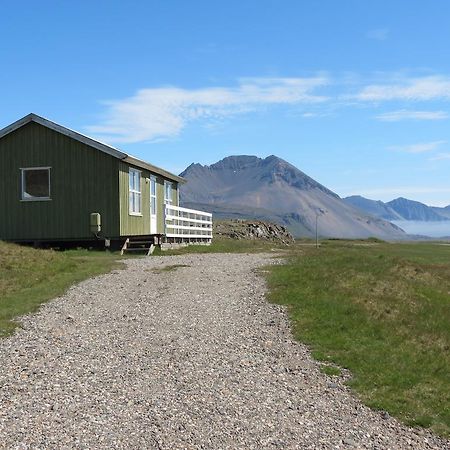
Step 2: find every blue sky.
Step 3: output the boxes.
[2,1,450,206]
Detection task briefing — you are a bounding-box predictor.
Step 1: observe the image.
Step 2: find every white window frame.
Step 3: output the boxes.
[129,168,142,216]
[20,167,51,202]
[164,181,173,205]
[150,175,157,215]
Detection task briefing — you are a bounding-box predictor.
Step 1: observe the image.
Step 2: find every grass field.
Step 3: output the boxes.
[158,236,288,255]
[0,242,122,337]
[267,240,450,437]
[1,237,449,437]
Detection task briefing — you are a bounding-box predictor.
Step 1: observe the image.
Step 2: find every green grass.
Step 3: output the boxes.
[3,236,449,437]
[157,236,288,255]
[320,365,341,376]
[267,240,450,437]
[0,241,123,337]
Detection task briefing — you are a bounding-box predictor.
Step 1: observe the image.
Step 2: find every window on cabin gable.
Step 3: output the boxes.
[21,168,51,201]
[129,168,142,215]
[164,181,173,205]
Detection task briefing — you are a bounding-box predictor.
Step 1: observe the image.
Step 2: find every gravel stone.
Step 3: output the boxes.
[0,253,448,449]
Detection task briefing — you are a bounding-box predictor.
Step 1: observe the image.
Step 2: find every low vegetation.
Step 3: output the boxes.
[159,236,288,255]
[319,365,341,377]
[0,241,121,337]
[2,235,449,437]
[267,240,450,437]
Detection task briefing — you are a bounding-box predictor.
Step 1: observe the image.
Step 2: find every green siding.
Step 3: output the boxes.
[156,178,165,234]
[0,122,120,241]
[0,121,181,241]
[119,162,151,235]
[172,183,179,206]
[118,164,179,236]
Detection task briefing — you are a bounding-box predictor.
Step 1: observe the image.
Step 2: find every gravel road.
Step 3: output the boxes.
[0,253,448,449]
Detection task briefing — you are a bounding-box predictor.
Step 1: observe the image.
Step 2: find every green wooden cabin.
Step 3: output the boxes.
[0,113,185,244]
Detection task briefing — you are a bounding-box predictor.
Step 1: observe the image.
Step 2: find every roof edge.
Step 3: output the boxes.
[0,113,186,183]
[124,155,186,183]
[0,113,128,159]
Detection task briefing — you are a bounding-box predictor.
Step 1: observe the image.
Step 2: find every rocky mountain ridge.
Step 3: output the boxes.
[180,155,406,239]
[344,196,450,222]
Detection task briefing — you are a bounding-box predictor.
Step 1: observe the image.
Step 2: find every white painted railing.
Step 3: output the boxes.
[165,205,213,242]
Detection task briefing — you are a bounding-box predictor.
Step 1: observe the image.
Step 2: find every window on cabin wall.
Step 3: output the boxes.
[164,181,173,205]
[129,168,142,215]
[150,176,157,215]
[21,167,51,201]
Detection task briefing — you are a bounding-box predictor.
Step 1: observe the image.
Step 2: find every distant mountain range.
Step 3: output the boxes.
[179,155,406,239]
[344,196,450,222]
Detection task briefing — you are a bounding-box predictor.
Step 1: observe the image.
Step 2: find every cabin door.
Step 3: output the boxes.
[150,176,157,233]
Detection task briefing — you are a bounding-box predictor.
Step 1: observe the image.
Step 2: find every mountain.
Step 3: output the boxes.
[431,205,450,219]
[344,196,450,221]
[179,155,406,239]
[386,197,447,221]
[344,195,403,221]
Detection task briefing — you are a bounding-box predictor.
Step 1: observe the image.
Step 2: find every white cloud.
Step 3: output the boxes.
[355,76,450,101]
[87,77,329,143]
[376,109,449,121]
[87,72,450,144]
[430,152,450,161]
[388,140,447,154]
[367,28,389,41]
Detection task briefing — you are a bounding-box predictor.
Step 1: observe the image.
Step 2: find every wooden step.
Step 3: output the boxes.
[121,239,155,256]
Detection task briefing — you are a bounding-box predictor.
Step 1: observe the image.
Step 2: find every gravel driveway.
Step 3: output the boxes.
[0,253,448,449]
